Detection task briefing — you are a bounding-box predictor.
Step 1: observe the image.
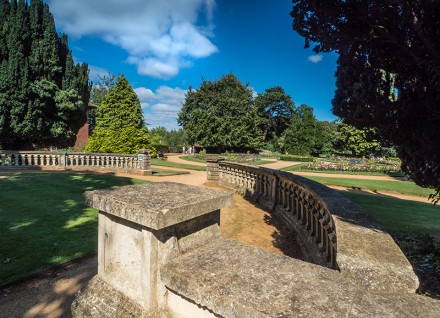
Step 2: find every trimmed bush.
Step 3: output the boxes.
[279,155,314,162]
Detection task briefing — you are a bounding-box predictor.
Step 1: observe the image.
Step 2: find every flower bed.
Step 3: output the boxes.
[302,158,402,173]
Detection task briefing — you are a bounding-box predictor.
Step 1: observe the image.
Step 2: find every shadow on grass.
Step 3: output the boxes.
[0,171,149,287]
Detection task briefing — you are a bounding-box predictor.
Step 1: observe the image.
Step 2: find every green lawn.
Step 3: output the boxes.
[179,155,206,163]
[0,172,150,286]
[304,175,433,197]
[151,158,206,171]
[341,192,440,234]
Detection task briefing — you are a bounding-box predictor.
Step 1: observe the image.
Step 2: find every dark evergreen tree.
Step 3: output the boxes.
[0,0,89,149]
[255,86,295,150]
[283,104,318,155]
[178,74,262,152]
[291,0,440,201]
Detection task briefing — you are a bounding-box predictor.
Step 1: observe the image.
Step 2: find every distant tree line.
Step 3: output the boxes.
[177,73,392,157]
[0,0,89,150]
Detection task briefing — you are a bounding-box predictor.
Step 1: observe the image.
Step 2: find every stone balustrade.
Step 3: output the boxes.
[207,159,419,293]
[209,159,337,269]
[71,182,440,317]
[0,149,151,175]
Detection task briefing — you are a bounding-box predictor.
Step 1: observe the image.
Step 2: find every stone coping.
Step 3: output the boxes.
[162,239,440,318]
[85,182,233,230]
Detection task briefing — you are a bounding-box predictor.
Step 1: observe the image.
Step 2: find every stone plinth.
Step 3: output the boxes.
[137,149,152,175]
[206,158,224,182]
[71,182,233,317]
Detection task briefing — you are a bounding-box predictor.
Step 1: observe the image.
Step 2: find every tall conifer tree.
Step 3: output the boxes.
[86,76,150,154]
[0,0,90,149]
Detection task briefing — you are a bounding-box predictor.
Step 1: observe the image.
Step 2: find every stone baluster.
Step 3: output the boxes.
[136,149,152,175]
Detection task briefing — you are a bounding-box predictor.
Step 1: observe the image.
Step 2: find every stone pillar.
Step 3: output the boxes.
[137,149,152,175]
[72,182,233,317]
[206,158,224,182]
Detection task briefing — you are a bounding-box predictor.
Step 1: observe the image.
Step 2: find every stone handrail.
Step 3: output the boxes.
[208,159,419,293]
[0,150,152,175]
[214,160,337,269]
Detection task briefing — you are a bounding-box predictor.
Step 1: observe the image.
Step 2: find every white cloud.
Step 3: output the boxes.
[49,0,218,79]
[134,86,187,130]
[307,54,323,63]
[88,65,109,81]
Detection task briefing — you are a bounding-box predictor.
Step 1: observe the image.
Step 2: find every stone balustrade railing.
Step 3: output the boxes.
[207,159,420,293]
[0,149,152,175]
[72,182,440,317]
[211,160,337,268]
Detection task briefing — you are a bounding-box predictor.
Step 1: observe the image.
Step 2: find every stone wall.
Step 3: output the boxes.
[0,149,152,175]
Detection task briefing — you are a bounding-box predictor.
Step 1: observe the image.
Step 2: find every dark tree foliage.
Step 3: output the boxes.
[255,86,295,145]
[283,104,318,155]
[0,0,89,149]
[178,74,262,152]
[291,0,440,201]
[313,120,338,156]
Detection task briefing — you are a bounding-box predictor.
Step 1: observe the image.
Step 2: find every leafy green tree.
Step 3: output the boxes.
[86,76,150,154]
[90,72,119,106]
[291,0,440,200]
[255,86,295,151]
[0,0,89,149]
[178,74,262,152]
[149,127,189,153]
[335,123,380,157]
[283,104,318,155]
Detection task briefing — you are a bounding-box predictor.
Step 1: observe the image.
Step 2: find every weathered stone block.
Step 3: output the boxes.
[72,182,233,317]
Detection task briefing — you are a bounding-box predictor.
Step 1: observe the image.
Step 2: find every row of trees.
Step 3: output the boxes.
[0,0,89,149]
[177,73,389,157]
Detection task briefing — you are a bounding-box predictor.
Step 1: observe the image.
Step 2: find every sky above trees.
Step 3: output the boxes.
[47,0,338,129]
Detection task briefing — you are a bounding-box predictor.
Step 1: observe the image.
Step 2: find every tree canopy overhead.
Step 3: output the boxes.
[178,73,262,152]
[0,0,89,149]
[291,0,440,200]
[85,76,150,154]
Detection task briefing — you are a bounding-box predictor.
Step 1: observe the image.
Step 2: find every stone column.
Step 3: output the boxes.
[206,158,224,182]
[137,149,152,175]
[72,182,233,317]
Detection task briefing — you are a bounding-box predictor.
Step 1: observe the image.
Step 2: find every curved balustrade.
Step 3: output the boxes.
[0,151,149,174]
[217,161,337,268]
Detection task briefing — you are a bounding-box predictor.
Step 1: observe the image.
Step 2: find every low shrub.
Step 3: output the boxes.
[279,155,314,162]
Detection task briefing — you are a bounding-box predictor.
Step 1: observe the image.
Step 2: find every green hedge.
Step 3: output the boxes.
[279,155,314,162]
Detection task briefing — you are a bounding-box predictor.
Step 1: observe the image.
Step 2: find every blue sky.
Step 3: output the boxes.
[48,0,338,130]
